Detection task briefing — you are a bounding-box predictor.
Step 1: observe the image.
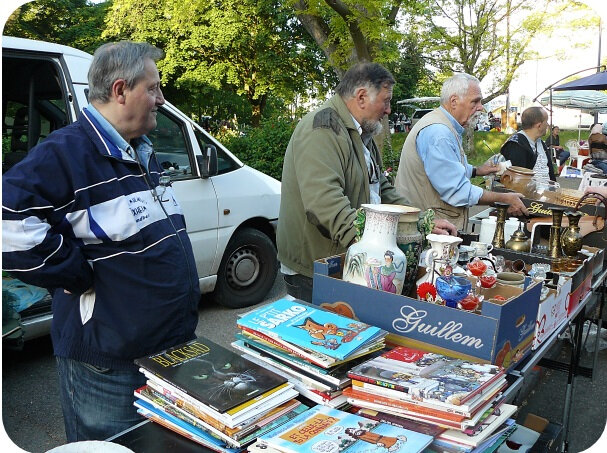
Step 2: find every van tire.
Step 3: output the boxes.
[212,228,278,308]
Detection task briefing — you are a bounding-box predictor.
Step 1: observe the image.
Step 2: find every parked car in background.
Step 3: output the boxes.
[410,108,433,127]
[2,36,281,344]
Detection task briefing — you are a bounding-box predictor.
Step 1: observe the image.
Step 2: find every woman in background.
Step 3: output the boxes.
[588,123,607,174]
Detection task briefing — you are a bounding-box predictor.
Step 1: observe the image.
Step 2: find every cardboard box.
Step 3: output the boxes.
[582,245,604,278]
[532,277,572,350]
[567,272,592,317]
[500,414,563,453]
[312,254,541,370]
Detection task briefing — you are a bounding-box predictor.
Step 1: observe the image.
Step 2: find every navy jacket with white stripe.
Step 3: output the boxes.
[2,109,200,370]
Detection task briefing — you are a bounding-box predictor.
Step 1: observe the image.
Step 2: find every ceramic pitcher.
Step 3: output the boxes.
[416,234,463,287]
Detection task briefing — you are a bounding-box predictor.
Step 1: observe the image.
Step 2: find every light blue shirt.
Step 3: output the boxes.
[415,106,483,207]
[86,104,153,170]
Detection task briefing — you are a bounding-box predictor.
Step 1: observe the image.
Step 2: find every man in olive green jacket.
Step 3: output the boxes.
[277,63,456,302]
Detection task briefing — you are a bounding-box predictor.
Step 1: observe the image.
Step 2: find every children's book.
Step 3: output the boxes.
[142,368,298,429]
[436,404,517,447]
[134,398,242,453]
[356,408,446,437]
[238,352,351,409]
[235,332,360,387]
[237,299,385,364]
[379,347,451,375]
[135,336,287,414]
[349,349,504,407]
[350,378,507,416]
[259,404,434,453]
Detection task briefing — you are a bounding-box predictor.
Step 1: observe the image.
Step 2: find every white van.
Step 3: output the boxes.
[2,36,281,340]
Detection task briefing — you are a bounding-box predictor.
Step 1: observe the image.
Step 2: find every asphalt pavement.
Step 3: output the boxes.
[2,176,607,452]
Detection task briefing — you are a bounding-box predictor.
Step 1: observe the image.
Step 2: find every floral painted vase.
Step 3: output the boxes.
[343,204,408,294]
[395,206,423,296]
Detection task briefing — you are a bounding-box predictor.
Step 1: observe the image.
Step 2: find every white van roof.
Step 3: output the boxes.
[3,35,93,84]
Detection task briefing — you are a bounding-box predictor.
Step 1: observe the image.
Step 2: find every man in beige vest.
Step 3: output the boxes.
[395,73,527,230]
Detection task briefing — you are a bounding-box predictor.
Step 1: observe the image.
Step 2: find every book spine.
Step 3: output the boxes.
[238,325,332,368]
[351,380,472,416]
[239,336,342,385]
[347,371,412,393]
[453,370,506,405]
[235,340,341,390]
[343,387,466,421]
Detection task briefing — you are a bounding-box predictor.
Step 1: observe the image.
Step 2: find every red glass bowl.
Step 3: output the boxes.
[467,259,488,277]
[480,275,497,288]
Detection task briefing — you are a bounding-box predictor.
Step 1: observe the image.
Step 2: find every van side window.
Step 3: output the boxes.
[2,56,69,173]
[194,130,240,175]
[148,109,193,181]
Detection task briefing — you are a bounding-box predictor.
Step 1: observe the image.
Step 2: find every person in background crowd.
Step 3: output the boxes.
[545,126,570,170]
[2,41,200,442]
[394,73,527,231]
[588,123,607,174]
[277,62,457,303]
[501,106,556,182]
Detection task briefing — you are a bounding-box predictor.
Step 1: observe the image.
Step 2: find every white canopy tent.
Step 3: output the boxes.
[539,90,607,140]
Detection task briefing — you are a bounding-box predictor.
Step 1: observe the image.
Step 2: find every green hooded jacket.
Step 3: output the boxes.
[277,94,409,278]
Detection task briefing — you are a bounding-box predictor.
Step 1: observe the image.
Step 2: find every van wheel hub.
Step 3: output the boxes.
[226,248,259,287]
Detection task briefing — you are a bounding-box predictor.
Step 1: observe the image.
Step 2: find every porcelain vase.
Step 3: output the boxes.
[395,206,423,296]
[343,204,408,294]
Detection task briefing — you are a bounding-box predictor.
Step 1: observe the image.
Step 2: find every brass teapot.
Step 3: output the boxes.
[505,222,531,252]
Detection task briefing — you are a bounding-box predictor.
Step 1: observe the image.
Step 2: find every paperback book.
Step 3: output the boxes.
[349,348,504,408]
[135,336,288,414]
[350,378,507,416]
[259,404,434,453]
[237,298,385,365]
[135,398,241,453]
[142,369,298,429]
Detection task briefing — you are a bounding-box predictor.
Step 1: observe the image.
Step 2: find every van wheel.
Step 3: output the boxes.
[212,228,278,308]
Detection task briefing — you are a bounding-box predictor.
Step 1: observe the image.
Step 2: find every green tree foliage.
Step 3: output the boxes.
[290,0,406,76]
[3,0,109,53]
[386,34,428,110]
[104,0,332,127]
[220,117,297,180]
[412,0,596,103]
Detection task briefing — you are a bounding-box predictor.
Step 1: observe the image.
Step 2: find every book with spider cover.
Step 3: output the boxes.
[135,336,288,414]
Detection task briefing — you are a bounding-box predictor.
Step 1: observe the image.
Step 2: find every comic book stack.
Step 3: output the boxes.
[343,346,519,453]
[231,298,387,408]
[248,404,435,453]
[133,336,303,452]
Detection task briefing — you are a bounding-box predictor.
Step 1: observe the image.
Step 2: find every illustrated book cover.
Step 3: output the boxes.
[135,336,287,414]
[237,298,385,363]
[259,404,434,453]
[349,348,504,407]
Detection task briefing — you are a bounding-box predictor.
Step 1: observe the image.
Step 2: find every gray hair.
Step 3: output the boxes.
[336,62,395,100]
[88,41,164,103]
[440,73,480,105]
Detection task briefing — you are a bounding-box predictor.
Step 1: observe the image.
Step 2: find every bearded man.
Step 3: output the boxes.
[277,62,457,302]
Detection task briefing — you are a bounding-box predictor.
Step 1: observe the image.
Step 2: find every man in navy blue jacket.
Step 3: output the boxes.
[2,41,200,441]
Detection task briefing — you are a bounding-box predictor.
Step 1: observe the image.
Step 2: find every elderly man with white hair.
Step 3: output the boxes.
[395,73,527,230]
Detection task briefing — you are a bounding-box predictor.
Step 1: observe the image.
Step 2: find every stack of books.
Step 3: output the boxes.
[248,404,435,453]
[134,336,303,452]
[343,346,518,453]
[231,298,387,408]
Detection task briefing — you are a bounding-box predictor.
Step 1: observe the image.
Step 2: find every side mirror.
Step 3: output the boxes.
[196,144,218,179]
